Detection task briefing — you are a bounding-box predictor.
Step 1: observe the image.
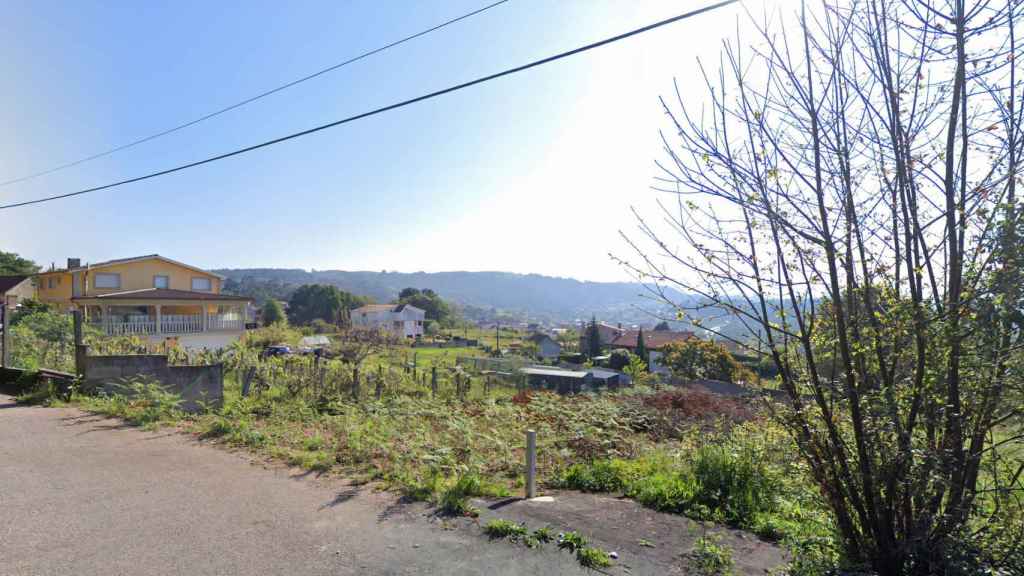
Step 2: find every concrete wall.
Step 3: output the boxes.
[83,354,222,412]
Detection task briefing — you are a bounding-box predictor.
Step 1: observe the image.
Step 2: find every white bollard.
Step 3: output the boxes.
[526,429,537,499]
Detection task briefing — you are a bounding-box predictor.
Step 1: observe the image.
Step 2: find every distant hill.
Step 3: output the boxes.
[214,268,752,337]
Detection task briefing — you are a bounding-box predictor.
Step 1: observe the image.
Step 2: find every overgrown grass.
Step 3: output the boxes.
[54,361,839,572]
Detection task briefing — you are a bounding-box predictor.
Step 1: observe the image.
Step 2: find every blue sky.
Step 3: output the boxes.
[0,0,746,281]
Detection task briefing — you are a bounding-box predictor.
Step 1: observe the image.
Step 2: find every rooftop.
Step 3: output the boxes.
[610,329,696,350]
[72,288,251,301]
[0,275,30,294]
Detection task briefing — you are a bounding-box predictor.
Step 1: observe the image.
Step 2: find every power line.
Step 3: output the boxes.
[0,0,510,188]
[0,0,739,211]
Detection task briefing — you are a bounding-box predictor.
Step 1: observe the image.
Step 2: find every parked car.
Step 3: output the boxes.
[261,345,292,359]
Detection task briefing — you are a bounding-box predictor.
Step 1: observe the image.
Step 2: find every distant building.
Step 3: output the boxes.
[527,333,561,360]
[0,275,34,310]
[519,366,624,394]
[351,303,425,338]
[609,329,696,374]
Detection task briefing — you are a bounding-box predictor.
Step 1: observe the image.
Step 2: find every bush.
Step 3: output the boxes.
[690,445,776,526]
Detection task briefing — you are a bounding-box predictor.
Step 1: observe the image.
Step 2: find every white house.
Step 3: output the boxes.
[351,303,425,338]
[528,333,561,360]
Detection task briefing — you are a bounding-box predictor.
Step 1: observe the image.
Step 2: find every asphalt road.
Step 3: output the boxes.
[0,394,584,576]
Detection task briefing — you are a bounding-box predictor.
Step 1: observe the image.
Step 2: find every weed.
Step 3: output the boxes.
[638,538,656,548]
[483,519,528,540]
[557,531,588,553]
[576,546,612,570]
[532,526,554,543]
[690,534,734,576]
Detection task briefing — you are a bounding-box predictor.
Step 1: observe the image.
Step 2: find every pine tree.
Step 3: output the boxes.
[635,327,648,363]
[585,316,602,359]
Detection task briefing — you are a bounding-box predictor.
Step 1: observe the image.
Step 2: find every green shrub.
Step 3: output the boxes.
[690,445,776,526]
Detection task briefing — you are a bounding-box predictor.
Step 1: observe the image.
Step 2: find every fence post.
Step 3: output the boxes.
[526,429,537,499]
[1,304,10,368]
[376,365,384,400]
[352,366,360,399]
[431,366,438,398]
[317,364,326,398]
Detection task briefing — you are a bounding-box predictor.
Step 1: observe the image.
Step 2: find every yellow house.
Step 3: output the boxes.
[35,255,251,350]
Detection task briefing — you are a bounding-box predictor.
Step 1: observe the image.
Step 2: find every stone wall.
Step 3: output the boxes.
[83,354,222,412]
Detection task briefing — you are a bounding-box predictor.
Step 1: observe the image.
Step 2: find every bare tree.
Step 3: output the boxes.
[619,0,1024,573]
[333,327,397,367]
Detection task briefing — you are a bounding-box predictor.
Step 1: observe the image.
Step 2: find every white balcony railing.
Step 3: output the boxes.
[92,313,244,336]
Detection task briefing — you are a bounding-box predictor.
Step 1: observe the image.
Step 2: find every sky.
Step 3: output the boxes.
[0,0,756,282]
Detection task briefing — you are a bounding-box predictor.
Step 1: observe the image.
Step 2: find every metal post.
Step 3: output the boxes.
[526,429,537,499]
[431,366,438,398]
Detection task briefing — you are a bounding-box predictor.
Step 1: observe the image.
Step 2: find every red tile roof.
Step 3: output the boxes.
[610,329,696,350]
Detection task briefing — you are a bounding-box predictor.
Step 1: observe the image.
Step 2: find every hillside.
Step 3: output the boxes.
[215,269,694,324]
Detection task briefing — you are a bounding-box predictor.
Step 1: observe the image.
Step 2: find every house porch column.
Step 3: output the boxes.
[155,304,162,334]
[201,302,209,332]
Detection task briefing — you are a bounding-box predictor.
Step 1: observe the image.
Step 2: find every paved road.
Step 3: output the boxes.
[0,395,583,576]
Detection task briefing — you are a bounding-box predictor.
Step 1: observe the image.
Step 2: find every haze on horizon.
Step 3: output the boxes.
[0,0,748,283]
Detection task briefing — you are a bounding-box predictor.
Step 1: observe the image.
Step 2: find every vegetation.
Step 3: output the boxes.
[287,284,367,326]
[483,519,528,540]
[0,250,39,275]
[634,328,648,363]
[620,0,1024,572]
[690,534,734,576]
[606,349,636,371]
[261,299,286,326]
[583,316,602,359]
[660,339,752,384]
[396,288,454,327]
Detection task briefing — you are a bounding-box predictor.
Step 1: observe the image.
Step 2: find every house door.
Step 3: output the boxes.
[72,272,82,297]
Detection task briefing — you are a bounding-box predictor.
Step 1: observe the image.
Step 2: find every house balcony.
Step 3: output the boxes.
[73,288,252,338]
[91,312,245,336]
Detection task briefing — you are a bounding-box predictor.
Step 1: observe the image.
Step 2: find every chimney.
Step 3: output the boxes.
[67,258,81,270]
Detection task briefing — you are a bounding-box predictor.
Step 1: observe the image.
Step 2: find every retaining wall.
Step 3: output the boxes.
[83,354,222,412]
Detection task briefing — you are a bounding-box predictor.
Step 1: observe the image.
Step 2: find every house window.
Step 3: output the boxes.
[94,273,121,289]
[47,277,57,289]
[153,275,169,289]
[191,277,212,292]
